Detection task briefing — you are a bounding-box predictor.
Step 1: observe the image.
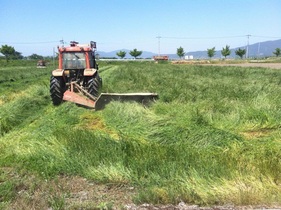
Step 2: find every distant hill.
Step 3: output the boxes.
[245,39,281,57]
[97,39,281,59]
[184,39,281,59]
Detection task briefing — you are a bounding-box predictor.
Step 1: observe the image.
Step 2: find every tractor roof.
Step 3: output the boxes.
[58,41,96,53]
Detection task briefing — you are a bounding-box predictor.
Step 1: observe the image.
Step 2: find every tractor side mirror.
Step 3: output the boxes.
[90,41,96,49]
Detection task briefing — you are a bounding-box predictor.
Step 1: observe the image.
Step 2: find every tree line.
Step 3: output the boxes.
[1,44,280,61]
[177,45,281,59]
[116,49,142,59]
[0,45,23,61]
[0,45,51,62]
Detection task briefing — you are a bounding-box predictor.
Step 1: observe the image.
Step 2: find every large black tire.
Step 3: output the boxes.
[87,74,102,98]
[50,76,64,105]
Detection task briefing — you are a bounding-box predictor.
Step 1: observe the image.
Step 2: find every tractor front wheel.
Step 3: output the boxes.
[50,76,64,105]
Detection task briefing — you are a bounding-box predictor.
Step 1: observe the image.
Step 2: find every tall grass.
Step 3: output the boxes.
[93,62,281,204]
[0,84,50,136]
[0,65,51,104]
[1,61,281,207]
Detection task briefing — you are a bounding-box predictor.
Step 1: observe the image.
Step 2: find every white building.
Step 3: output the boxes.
[185,55,194,60]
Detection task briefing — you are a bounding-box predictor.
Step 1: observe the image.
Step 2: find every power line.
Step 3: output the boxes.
[251,35,281,39]
[0,40,60,44]
[160,35,281,40]
[161,35,246,40]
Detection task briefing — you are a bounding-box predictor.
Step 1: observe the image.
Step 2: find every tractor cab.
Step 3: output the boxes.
[58,41,98,70]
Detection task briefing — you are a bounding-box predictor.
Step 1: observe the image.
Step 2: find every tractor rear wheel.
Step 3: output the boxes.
[87,74,102,98]
[50,76,64,105]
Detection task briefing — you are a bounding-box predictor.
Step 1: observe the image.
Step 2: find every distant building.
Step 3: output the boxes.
[153,55,169,61]
[185,55,194,60]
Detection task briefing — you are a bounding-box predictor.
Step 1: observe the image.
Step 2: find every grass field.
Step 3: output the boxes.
[1,60,281,209]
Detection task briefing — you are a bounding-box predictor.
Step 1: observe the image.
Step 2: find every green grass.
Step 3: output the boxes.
[1,61,281,208]
[0,63,51,105]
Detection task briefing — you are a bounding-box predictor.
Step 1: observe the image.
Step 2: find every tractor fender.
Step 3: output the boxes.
[84,68,97,76]
[52,69,64,77]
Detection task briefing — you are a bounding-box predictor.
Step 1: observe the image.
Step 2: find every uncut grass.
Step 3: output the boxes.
[0,65,51,84]
[0,85,50,136]
[103,63,281,129]
[1,62,281,206]
[0,65,51,104]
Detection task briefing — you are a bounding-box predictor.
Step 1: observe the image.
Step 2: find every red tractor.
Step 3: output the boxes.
[50,41,102,107]
[50,41,157,110]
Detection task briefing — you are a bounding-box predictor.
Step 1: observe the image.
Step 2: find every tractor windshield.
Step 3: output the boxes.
[63,52,86,69]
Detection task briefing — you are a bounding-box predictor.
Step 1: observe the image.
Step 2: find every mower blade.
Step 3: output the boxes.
[94,93,158,110]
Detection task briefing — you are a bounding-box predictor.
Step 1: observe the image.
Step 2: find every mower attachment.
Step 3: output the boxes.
[63,90,96,108]
[94,93,158,110]
[63,89,158,110]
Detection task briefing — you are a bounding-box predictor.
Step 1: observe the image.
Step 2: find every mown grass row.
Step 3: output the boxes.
[1,62,281,208]
[2,101,281,205]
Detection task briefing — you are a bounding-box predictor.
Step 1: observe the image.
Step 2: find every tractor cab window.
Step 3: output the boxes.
[88,51,97,69]
[63,52,86,69]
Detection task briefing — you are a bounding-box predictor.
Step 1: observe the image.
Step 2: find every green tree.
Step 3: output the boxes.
[13,51,23,60]
[207,47,216,59]
[221,45,231,58]
[0,45,16,62]
[177,46,185,59]
[273,48,281,57]
[116,50,126,59]
[28,53,44,60]
[235,48,246,59]
[129,49,142,59]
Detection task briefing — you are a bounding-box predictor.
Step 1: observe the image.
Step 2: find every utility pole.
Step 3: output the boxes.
[246,34,251,59]
[53,47,55,67]
[257,42,260,58]
[156,36,161,56]
[60,39,64,47]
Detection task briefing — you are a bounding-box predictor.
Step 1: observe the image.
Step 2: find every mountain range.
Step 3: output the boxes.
[97,39,281,59]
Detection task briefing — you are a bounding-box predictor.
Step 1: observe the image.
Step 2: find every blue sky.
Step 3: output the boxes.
[1,0,280,56]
